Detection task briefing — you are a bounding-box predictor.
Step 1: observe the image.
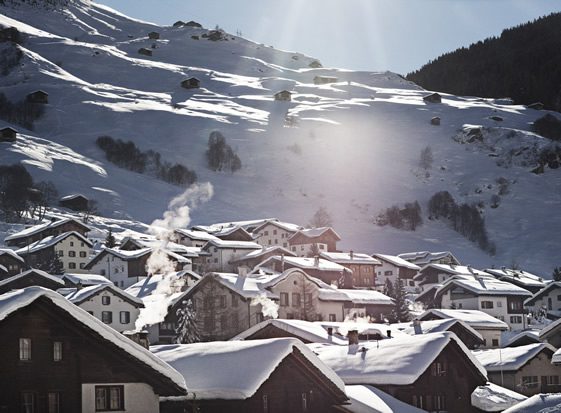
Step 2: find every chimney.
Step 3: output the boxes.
[350,250,354,260]
[347,330,359,346]
[501,266,506,271]
[314,255,320,267]
[123,330,150,350]
[413,319,423,335]
[327,327,333,336]
[237,266,248,277]
[386,329,392,338]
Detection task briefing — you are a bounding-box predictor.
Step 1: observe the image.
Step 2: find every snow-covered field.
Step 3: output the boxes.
[1,0,560,274]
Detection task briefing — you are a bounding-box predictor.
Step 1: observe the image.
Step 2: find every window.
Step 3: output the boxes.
[329,314,337,322]
[522,376,538,388]
[286,313,294,319]
[68,262,76,269]
[492,339,499,347]
[497,301,502,307]
[95,385,124,411]
[57,250,64,257]
[53,341,63,362]
[81,242,85,247]
[430,361,446,376]
[301,393,308,412]
[509,300,523,311]
[263,394,269,413]
[510,316,522,324]
[102,296,111,305]
[256,312,264,323]
[80,251,87,258]
[19,338,31,361]
[292,293,301,307]
[264,231,269,236]
[120,311,130,324]
[280,292,289,307]
[70,241,74,246]
[101,311,113,324]
[220,295,227,308]
[100,269,106,276]
[160,322,174,331]
[558,295,561,302]
[433,395,446,411]
[545,375,560,386]
[481,301,494,309]
[268,240,271,245]
[304,293,312,306]
[412,395,425,409]
[384,270,393,276]
[273,230,277,235]
[68,251,76,257]
[79,263,85,269]
[48,392,61,413]
[21,392,35,413]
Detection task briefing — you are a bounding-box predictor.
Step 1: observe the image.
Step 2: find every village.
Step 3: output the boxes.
[1,204,561,413]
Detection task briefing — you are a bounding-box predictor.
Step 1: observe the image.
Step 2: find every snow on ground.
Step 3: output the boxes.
[0,1,561,275]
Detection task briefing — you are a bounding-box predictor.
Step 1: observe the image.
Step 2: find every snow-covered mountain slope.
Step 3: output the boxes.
[1,1,560,274]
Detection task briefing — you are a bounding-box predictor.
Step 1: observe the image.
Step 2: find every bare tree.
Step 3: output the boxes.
[309,206,332,228]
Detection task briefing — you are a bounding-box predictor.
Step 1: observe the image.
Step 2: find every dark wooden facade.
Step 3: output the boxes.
[0,270,64,294]
[0,251,24,277]
[215,227,253,242]
[376,340,486,413]
[59,194,89,211]
[0,297,183,412]
[26,90,49,104]
[181,77,200,89]
[0,126,17,142]
[289,229,340,252]
[6,219,90,248]
[161,348,347,413]
[138,47,153,56]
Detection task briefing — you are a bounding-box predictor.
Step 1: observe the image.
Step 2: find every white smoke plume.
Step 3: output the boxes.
[145,183,213,276]
[251,294,279,319]
[135,183,213,331]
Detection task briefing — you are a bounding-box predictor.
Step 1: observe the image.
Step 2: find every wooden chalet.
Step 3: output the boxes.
[0,248,25,277]
[315,332,488,413]
[397,318,485,350]
[0,126,17,142]
[372,254,420,291]
[313,76,338,85]
[59,193,89,211]
[212,225,253,242]
[148,31,160,39]
[274,90,292,101]
[185,21,202,28]
[0,269,65,295]
[423,92,442,103]
[153,338,348,413]
[138,47,153,56]
[320,251,380,288]
[26,90,49,104]
[431,116,441,125]
[288,227,341,256]
[485,267,546,294]
[474,343,561,396]
[230,246,296,269]
[180,77,200,89]
[0,287,186,412]
[4,218,90,248]
[253,219,302,248]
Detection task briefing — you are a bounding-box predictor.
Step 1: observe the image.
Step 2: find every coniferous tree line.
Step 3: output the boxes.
[376,201,423,231]
[407,13,561,111]
[96,136,197,186]
[0,42,23,76]
[428,191,495,255]
[206,131,242,173]
[0,93,44,130]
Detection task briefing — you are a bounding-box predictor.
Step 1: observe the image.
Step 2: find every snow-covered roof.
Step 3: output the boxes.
[212,272,277,299]
[174,228,220,242]
[538,316,561,340]
[0,287,186,392]
[257,255,351,273]
[196,218,277,233]
[66,283,145,307]
[471,382,527,412]
[126,271,195,300]
[525,282,561,306]
[121,237,199,258]
[502,393,561,413]
[422,263,490,277]
[372,254,421,271]
[345,385,427,413]
[320,251,381,265]
[473,343,555,372]
[0,248,25,263]
[312,332,487,385]
[318,288,394,306]
[60,193,88,201]
[396,318,483,342]
[485,268,546,289]
[288,226,341,241]
[152,338,345,400]
[231,319,348,345]
[62,272,112,286]
[253,219,302,234]
[319,321,409,339]
[553,348,561,364]
[436,274,532,297]
[204,239,261,250]
[502,330,541,348]
[5,218,90,241]
[16,231,93,255]
[420,309,509,330]
[398,251,460,266]
[231,246,296,262]
[0,269,65,288]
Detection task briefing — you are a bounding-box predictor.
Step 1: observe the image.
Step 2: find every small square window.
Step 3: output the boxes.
[95,385,124,411]
[102,311,113,324]
[53,341,63,362]
[48,392,61,413]
[102,296,111,305]
[19,338,31,361]
[120,311,130,324]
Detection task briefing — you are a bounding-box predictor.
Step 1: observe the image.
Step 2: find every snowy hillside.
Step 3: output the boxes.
[0,1,560,274]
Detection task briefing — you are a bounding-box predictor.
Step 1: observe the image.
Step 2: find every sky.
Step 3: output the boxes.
[98,0,561,74]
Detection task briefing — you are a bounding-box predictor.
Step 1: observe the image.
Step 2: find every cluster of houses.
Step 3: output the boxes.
[2,215,561,412]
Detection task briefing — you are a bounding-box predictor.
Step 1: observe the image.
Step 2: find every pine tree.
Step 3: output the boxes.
[390,280,410,322]
[174,299,200,344]
[383,278,395,298]
[553,267,561,282]
[105,229,116,248]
